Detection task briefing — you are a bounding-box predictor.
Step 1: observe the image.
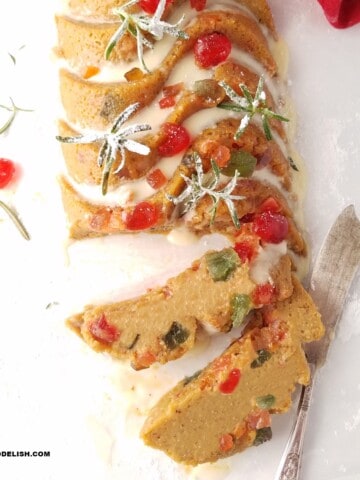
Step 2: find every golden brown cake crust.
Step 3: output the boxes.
[64,0,277,38]
[59,10,277,129]
[56,15,138,67]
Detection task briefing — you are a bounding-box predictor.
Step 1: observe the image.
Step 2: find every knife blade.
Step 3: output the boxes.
[275,205,360,480]
[305,204,360,366]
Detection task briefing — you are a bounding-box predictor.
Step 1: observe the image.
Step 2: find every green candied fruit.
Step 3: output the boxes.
[221,151,257,178]
[253,427,272,446]
[256,394,276,410]
[250,349,272,369]
[205,248,240,282]
[231,294,251,328]
[163,322,190,350]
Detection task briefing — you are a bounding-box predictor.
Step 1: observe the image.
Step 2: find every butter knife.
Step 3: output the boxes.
[275,205,360,480]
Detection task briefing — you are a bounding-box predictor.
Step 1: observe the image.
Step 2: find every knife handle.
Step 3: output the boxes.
[274,363,317,480]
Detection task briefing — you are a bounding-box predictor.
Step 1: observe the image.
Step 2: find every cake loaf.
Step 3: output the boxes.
[55,0,323,465]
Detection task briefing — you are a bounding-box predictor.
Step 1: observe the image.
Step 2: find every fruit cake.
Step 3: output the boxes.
[55,0,323,465]
[67,248,293,369]
[142,277,324,464]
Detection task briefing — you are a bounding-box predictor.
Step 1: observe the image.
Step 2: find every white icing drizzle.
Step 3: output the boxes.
[56,1,308,278]
[63,108,234,206]
[56,0,279,90]
[270,36,289,81]
[183,108,236,136]
[93,33,176,81]
[252,167,285,193]
[201,321,223,335]
[166,225,199,246]
[250,240,288,284]
[269,128,289,157]
[65,173,153,207]
[58,12,118,24]
[165,52,213,86]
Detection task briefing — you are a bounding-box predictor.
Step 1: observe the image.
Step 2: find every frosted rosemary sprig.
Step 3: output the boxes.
[8,45,26,65]
[105,0,189,72]
[0,97,33,135]
[0,200,30,240]
[56,102,151,195]
[167,152,245,228]
[218,76,289,140]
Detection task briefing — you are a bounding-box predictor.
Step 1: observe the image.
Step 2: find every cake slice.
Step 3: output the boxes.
[67,247,293,369]
[141,277,324,464]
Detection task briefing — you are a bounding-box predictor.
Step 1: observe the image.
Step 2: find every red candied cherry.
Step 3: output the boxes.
[252,211,288,244]
[125,201,160,230]
[146,168,167,189]
[219,368,241,394]
[234,240,257,263]
[89,314,120,344]
[158,123,191,157]
[159,96,176,109]
[219,433,234,452]
[190,0,207,11]
[194,32,232,69]
[0,158,16,188]
[139,0,173,14]
[252,283,275,306]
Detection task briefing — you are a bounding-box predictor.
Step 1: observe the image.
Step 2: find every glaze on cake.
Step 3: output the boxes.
[55,0,323,465]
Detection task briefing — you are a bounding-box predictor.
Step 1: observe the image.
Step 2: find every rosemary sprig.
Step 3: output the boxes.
[288,156,299,172]
[218,76,289,140]
[56,102,152,195]
[0,97,33,135]
[45,301,59,310]
[8,45,26,65]
[167,152,245,228]
[0,200,30,240]
[105,0,189,72]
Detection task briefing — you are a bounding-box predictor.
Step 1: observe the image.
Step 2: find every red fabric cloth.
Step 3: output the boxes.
[318,0,360,28]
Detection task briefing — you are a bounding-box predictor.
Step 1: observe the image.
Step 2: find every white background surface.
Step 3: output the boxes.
[0,1,359,479]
